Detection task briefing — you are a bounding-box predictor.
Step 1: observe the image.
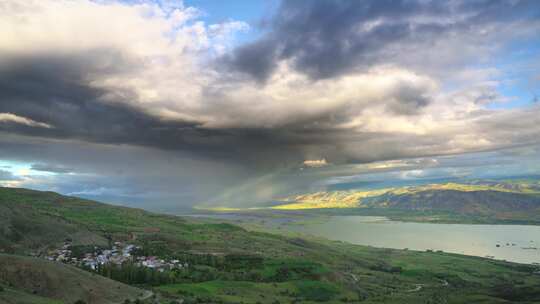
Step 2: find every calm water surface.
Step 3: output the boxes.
[289,216,540,264]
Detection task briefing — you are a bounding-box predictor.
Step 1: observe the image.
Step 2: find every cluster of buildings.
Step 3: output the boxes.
[43,241,75,263]
[42,240,188,273]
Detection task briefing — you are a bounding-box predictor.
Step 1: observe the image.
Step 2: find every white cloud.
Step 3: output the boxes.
[202,64,439,128]
[0,0,247,126]
[303,159,328,168]
[0,113,53,128]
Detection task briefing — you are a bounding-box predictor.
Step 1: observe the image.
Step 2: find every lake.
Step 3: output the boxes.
[288,216,540,264]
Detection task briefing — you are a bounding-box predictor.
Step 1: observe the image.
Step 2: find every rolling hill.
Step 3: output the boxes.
[0,188,108,255]
[2,186,540,303]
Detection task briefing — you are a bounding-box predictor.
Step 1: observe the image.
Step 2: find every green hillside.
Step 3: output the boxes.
[0,188,109,254]
[2,187,540,303]
[0,286,63,304]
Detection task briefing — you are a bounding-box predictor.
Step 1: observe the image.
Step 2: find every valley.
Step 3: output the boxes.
[2,187,540,303]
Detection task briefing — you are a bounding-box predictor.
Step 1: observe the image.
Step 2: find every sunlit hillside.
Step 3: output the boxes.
[273,181,540,210]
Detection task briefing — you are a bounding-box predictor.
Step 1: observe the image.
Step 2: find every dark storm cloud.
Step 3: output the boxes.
[0,50,363,168]
[0,51,205,149]
[0,51,309,162]
[224,0,540,81]
[0,133,256,210]
[0,51,276,164]
[2,48,540,173]
[30,163,74,174]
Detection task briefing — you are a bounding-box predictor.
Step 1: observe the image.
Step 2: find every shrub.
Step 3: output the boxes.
[295,281,339,301]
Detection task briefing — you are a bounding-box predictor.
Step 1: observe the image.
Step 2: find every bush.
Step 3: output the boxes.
[295,281,339,301]
[369,263,402,274]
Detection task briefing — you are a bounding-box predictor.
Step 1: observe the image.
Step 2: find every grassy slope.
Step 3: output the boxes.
[0,188,108,254]
[0,254,144,304]
[1,187,540,303]
[0,287,63,304]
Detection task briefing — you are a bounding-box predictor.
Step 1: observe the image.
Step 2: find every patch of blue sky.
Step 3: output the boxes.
[184,0,278,43]
[116,0,274,48]
[487,37,540,110]
[0,160,54,177]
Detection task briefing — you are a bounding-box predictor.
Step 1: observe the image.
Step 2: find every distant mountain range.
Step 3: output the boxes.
[256,180,540,224]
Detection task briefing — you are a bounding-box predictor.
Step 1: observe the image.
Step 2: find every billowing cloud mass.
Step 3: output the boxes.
[225,0,540,81]
[0,0,539,209]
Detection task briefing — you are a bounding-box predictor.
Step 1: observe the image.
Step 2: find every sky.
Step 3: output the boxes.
[1,0,540,212]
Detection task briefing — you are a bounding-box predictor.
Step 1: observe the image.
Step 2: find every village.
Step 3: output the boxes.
[41,240,188,273]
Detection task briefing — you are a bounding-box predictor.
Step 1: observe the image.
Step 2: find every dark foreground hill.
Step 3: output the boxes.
[0,254,145,304]
[1,187,540,303]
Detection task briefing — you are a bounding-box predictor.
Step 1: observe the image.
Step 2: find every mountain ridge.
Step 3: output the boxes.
[260,180,540,223]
